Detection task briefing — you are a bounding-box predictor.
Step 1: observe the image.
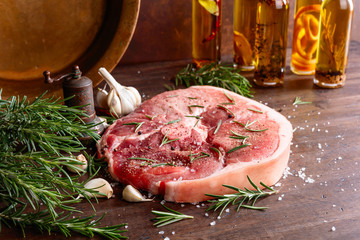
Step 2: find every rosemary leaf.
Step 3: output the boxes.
[227,144,250,154]
[293,97,312,105]
[214,120,222,134]
[165,119,181,125]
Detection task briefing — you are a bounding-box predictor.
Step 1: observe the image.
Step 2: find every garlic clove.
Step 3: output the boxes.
[126,86,142,107]
[107,89,122,116]
[122,185,152,202]
[96,87,109,109]
[67,154,88,173]
[83,178,113,199]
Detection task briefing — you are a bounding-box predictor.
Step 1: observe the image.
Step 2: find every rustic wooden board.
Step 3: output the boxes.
[1,43,360,239]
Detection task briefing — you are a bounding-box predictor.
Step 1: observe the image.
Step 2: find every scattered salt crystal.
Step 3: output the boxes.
[318,112,321,115]
[225,208,230,213]
[318,143,322,149]
[288,115,291,119]
[217,216,221,220]
[164,237,170,240]
[205,213,209,217]
[181,204,185,207]
[341,189,344,192]
[338,157,343,160]
[331,226,336,232]
[278,197,283,201]
[172,231,175,235]
[312,128,315,132]
[305,177,315,183]
[161,200,166,205]
[275,182,282,187]
[333,205,336,207]
[159,231,165,234]
[210,221,216,226]
[325,130,329,133]
[201,203,205,207]
[196,205,200,208]
[137,70,141,74]
[125,225,128,229]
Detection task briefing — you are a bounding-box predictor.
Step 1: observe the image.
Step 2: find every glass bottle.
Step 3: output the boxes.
[192,0,222,68]
[253,0,290,87]
[314,0,354,88]
[290,0,322,75]
[233,0,258,71]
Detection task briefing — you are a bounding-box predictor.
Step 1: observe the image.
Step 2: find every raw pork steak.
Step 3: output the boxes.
[98,86,292,202]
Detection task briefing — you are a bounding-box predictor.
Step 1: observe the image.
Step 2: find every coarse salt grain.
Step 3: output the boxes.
[172,231,175,235]
[331,226,336,232]
[164,237,170,240]
[159,231,164,234]
[210,221,216,226]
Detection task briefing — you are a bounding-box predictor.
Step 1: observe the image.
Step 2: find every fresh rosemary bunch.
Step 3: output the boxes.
[205,176,278,217]
[175,63,253,98]
[151,204,193,227]
[0,92,127,239]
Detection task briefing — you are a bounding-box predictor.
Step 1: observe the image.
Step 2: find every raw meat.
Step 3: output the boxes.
[98,86,293,203]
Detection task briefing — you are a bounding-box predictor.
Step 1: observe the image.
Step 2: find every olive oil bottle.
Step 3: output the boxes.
[233,0,258,71]
[253,0,290,87]
[314,0,354,88]
[192,0,222,68]
[290,0,322,75]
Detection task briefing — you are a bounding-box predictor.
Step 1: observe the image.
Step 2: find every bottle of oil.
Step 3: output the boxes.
[253,0,290,87]
[192,0,222,68]
[290,0,322,75]
[233,0,258,71]
[314,0,354,88]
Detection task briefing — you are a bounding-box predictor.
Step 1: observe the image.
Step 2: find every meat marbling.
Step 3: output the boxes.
[98,86,293,203]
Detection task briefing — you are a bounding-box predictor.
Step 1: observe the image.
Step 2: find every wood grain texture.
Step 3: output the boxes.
[121,0,360,64]
[2,42,360,239]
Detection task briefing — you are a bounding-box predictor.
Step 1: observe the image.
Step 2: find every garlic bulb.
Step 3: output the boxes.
[107,89,122,116]
[96,87,109,109]
[122,185,152,202]
[83,178,113,199]
[68,154,88,173]
[97,67,141,116]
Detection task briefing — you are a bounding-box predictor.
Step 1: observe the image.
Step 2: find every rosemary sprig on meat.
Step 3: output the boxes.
[151,204,193,227]
[205,176,277,216]
[123,121,144,132]
[0,92,127,239]
[175,63,253,98]
[188,104,204,113]
[233,120,268,132]
[160,131,179,147]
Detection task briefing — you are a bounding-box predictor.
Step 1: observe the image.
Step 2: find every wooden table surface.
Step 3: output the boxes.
[2,43,360,240]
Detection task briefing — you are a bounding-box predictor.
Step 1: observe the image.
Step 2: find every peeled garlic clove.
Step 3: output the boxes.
[122,185,152,202]
[68,154,88,173]
[107,89,122,116]
[96,88,109,109]
[83,178,113,199]
[126,86,142,107]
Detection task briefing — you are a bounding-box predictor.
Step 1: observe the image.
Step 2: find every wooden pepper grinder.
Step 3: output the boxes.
[44,65,104,145]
